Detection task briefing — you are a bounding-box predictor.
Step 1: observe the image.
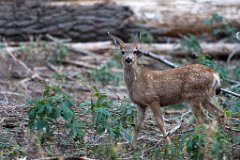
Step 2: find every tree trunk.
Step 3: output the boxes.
[0,0,240,42]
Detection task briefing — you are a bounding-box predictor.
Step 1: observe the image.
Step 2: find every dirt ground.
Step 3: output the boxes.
[0,42,240,159]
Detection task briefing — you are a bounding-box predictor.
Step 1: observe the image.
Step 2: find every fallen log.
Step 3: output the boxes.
[68,41,240,58]
[3,41,240,58]
[0,0,133,42]
[1,0,240,42]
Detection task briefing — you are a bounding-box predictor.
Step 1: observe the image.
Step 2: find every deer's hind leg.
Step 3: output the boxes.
[189,101,207,125]
[202,99,226,126]
[131,105,146,148]
[150,101,170,143]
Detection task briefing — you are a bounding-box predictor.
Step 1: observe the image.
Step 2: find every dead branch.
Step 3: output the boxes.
[62,59,122,73]
[0,84,8,104]
[220,88,240,98]
[4,42,32,74]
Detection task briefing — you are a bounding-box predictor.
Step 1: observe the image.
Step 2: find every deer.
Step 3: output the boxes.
[108,31,226,148]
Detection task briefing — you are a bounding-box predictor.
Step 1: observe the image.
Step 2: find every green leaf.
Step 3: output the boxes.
[233,133,240,144]
[79,100,91,107]
[61,104,75,122]
[187,139,193,151]
[180,133,188,148]
[37,104,46,115]
[121,128,132,142]
[212,13,223,22]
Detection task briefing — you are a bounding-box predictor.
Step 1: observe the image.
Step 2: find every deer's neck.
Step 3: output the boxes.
[123,64,141,91]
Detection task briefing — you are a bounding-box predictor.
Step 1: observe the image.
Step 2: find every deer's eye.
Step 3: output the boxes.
[121,51,125,54]
[133,50,137,54]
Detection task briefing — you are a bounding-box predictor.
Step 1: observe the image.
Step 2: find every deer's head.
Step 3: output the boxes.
[108,31,140,67]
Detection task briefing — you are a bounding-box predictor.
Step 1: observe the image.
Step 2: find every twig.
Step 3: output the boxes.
[46,34,71,43]
[225,78,240,84]
[62,59,122,73]
[4,41,32,73]
[0,84,8,104]
[220,88,240,98]
[137,49,240,98]
[0,91,25,97]
[227,46,240,63]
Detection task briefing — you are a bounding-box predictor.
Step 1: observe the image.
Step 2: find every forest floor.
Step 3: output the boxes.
[0,40,240,159]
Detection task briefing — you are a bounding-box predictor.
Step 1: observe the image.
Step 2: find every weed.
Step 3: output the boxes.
[0,129,26,159]
[180,35,202,56]
[91,60,122,85]
[203,13,237,40]
[46,41,69,63]
[28,85,85,143]
[153,124,232,160]
[86,87,135,141]
[235,65,240,81]
[139,30,154,43]
[181,125,232,159]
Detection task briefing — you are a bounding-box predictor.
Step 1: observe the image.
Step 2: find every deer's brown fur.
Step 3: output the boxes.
[108,31,225,148]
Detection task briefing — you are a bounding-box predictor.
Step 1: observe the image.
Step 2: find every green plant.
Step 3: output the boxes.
[180,125,232,160]
[203,13,237,40]
[224,86,240,117]
[80,87,136,142]
[28,85,85,143]
[180,35,201,56]
[46,41,69,63]
[91,62,122,85]
[235,65,240,81]
[140,30,154,43]
[0,129,26,159]
[197,55,226,79]
[151,124,232,160]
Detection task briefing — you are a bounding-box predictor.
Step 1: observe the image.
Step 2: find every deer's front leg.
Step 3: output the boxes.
[150,101,171,143]
[131,105,146,149]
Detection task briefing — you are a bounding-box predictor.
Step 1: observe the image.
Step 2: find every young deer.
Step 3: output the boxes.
[108,31,225,148]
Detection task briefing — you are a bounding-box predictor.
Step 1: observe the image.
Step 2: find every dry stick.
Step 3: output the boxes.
[46,34,96,56]
[62,59,122,73]
[4,42,32,74]
[137,49,240,98]
[227,46,240,64]
[0,84,8,104]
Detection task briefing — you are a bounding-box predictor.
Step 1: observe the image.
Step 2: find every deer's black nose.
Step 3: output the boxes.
[125,57,132,63]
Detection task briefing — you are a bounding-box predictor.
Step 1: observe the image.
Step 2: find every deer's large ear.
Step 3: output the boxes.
[133,30,141,48]
[108,32,124,49]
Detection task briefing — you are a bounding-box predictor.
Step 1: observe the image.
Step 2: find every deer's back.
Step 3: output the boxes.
[130,64,218,107]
